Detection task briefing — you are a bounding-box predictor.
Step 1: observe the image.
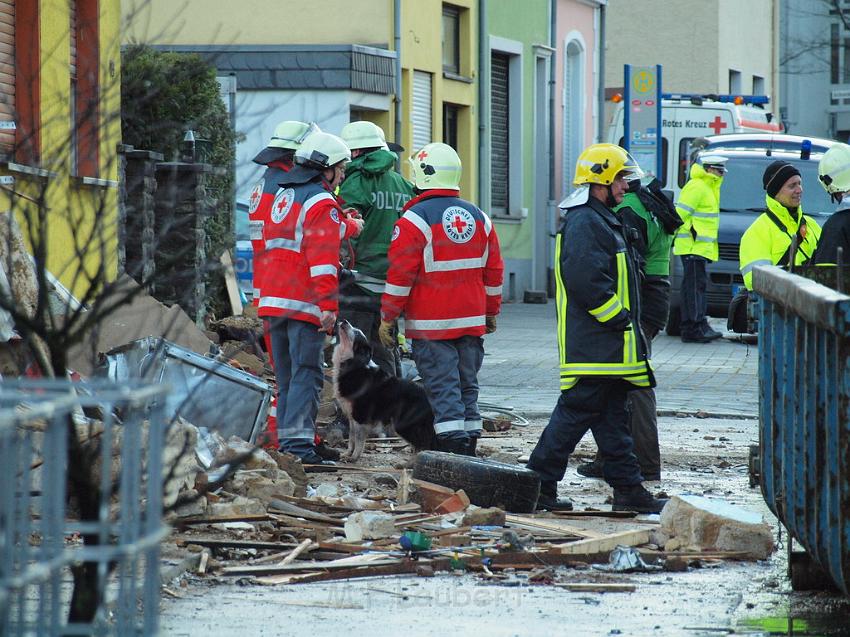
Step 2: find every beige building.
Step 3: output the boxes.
[604,0,779,104]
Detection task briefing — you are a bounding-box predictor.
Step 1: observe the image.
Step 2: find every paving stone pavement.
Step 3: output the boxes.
[478,300,759,418]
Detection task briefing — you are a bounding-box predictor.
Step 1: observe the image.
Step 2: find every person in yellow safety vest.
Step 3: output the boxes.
[739,160,821,289]
[674,154,727,343]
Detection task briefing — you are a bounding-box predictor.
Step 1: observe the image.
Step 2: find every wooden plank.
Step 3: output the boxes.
[176,514,270,526]
[174,537,299,551]
[267,499,344,525]
[288,558,453,585]
[551,510,638,519]
[505,514,603,539]
[555,583,636,593]
[221,556,401,576]
[197,551,210,575]
[279,539,314,566]
[220,251,243,317]
[551,529,651,555]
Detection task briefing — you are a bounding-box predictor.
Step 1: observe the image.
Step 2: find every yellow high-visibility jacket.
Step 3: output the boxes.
[739,195,821,289]
[673,163,722,261]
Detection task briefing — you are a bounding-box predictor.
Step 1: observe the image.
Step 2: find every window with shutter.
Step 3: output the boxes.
[490,52,509,214]
[411,71,432,155]
[0,0,14,152]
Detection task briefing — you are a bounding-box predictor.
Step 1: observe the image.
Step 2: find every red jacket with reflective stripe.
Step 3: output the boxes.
[381,189,503,340]
[248,159,292,304]
[258,181,346,325]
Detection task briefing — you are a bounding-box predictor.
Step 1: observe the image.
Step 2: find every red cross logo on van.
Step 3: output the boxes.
[709,116,728,135]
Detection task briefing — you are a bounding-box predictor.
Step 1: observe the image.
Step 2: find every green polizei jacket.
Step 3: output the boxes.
[338,149,415,295]
[615,192,673,276]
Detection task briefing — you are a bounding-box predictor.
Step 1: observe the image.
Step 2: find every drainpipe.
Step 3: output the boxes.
[478,0,489,208]
[548,0,556,203]
[597,2,606,142]
[394,0,402,147]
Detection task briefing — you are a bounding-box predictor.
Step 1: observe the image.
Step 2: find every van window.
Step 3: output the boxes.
[619,136,669,187]
[678,137,696,188]
[719,157,833,215]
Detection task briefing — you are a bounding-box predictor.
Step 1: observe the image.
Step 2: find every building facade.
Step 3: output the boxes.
[604,0,778,122]
[780,0,850,140]
[1,0,121,297]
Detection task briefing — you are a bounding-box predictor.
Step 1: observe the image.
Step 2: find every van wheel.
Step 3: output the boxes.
[666,305,682,337]
[412,451,540,513]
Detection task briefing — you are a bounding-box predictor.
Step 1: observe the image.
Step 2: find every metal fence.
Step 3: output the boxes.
[0,380,171,635]
[753,265,850,595]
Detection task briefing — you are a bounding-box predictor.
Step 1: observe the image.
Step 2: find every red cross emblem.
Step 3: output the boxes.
[450,215,468,234]
[274,195,289,215]
[417,150,429,161]
[250,189,261,208]
[709,116,728,135]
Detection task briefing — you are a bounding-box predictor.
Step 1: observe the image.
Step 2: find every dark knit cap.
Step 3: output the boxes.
[763,161,801,198]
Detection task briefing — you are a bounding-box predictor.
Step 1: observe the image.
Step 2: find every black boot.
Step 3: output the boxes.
[435,432,472,455]
[535,482,574,511]
[613,484,668,514]
[467,435,479,457]
[576,460,604,478]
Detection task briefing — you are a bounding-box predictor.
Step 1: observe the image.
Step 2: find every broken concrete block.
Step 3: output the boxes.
[171,490,208,518]
[314,483,339,498]
[462,506,506,527]
[373,473,399,488]
[228,471,295,502]
[343,511,397,541]
[660,495,774,560]
[208,496,266,517]
[220,437,279,477]
[268,449,308,497]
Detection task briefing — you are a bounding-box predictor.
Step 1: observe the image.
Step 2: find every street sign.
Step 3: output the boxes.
[623,64,662,179]
[831,86,850,101]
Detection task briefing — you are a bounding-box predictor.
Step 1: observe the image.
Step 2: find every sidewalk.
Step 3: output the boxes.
[478,300,759,418]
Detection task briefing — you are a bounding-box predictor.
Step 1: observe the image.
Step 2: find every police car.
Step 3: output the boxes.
[665,134,837,336]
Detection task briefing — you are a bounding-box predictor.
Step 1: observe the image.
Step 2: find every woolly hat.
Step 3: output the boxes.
[763,161,801,198]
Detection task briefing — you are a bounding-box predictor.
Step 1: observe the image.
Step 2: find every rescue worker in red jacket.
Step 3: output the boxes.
[259,131,363,466]
[379,142,504,456]
[248,121,317,355]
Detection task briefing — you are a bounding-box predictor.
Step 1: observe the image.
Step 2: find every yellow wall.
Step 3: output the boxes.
[1,0,120,298]
[122,0,392,47]
[400,0,478,199]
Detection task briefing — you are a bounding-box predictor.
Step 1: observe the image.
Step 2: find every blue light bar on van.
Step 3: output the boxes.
[662,94,770,105]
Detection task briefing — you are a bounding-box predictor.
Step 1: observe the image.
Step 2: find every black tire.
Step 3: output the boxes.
[665,304,682,336]
[412,450,540,513]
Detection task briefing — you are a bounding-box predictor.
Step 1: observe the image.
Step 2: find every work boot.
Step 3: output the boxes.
[435,432,473,456]
[576,460,604,479]
[535,481,574,511]
[466,435,480,457]
[681,331,713,343]
[293,449,337,473]
[315,439,341,461]
[612,484,668,514]
[701,326,723,341]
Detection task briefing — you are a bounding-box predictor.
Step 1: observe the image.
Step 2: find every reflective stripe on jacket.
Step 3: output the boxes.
[247,160,291,303]
[258,181,343,325]
[673,163,722,261]
[556,197,653,391]
[381,189,503,340]
[739,195,822,289]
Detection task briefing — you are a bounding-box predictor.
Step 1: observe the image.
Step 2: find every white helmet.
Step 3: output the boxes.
[294,132,351,169]
[699,154,729,173]
[408,143,462,190]
[340,121,388,151]
[819,143,850,195]
[268,121,319,150]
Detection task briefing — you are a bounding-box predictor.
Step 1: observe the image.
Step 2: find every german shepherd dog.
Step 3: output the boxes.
[332,320,436,462]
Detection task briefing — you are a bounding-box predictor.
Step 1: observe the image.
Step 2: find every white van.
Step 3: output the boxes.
[607,94,783,197]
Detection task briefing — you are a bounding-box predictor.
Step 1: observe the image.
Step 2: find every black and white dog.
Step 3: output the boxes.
[332,320,436,462]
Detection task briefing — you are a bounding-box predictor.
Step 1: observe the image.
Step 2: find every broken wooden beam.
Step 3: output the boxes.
[550,529,651,555]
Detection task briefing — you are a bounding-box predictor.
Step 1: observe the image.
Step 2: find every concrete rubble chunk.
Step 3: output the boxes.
[462,506,506,527]
[219,436,279,478]
[344,511,397,541]
[208,496,267,517]
[660,495,775,560]
[227,470,295,502]
[171,489,207,518]
[268,449,309,497]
